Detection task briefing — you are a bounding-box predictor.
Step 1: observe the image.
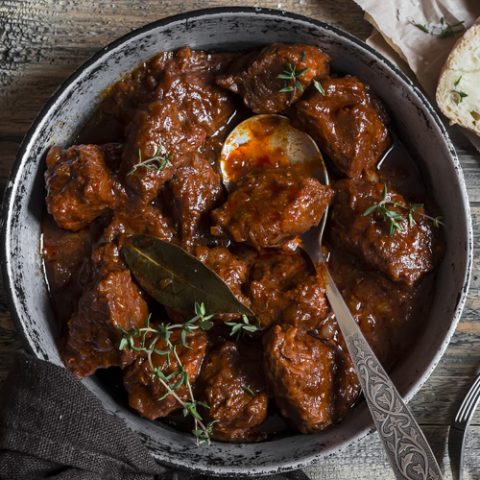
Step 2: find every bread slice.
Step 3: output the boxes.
[436,18,480,136]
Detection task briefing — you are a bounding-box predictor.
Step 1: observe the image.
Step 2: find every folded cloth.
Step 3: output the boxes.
[0,353,165,480]
[0,353,310,480]
[351,0,480,151]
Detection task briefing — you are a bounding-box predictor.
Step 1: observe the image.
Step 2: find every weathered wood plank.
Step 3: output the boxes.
[305,425,480,480]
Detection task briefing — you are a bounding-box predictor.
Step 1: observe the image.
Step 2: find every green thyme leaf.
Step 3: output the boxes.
[362,184,443,235]
[277,62,310,95]
[128,145,172,176]
[362,204,379,216]
[242,385,256,397]
[410,21,429,33]
[313,79,326,95]
[117,304,224,444]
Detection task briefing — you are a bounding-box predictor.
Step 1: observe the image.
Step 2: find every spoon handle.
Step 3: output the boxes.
[323,268,444,480]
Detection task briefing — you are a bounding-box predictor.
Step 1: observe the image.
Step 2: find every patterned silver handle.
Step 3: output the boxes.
[324,268,444,480]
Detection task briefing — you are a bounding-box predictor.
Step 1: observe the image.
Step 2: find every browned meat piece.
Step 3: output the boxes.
[195,245,250,307]
[198,341,268,441]
[263,325,335,433]
[101,202,175,248]
[121,48,236,202]
[294,76,390,178]
[216,43,329,113]
[62,265,148,378]
[42,219,91,292]
[98,52,173,127]
[246,250,328,329]
[330,179,436,285]
[327,247,414,366]
[45,145,116,231]
[332,346,360,420]
[123,330,207,420]
[90,241,125,276]
[282,268,329,330]
[212,167,333,249]
[264,325,359,432]
[42,218,92,327]
[247,250,305,327]
[168,155,223,250]
[101,143,123,171]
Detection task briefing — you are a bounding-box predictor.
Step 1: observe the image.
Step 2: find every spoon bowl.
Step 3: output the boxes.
[220,114,329,189]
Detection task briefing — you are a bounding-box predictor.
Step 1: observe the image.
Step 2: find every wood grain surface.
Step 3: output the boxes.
[0,1,479,479]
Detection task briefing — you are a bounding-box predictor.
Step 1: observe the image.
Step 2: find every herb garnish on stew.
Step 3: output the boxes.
[277,62,310,94]
[225,315,260,340]
[119,303,215,443]
[313,79,326,95]
[128,145,172,175]
[362,184,443,235]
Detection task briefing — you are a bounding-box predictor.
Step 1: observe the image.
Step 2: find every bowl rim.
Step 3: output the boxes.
[1,6,473,477]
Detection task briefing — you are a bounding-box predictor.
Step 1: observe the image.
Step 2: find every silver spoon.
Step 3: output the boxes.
[221,114,444,480]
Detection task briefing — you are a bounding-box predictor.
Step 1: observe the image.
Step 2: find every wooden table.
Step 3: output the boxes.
[0,1,479,478]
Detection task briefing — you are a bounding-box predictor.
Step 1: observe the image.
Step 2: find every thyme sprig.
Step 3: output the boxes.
[127,144,172,176]
[225,314,260,340]
[241,384,256,397]
[409,17,465,39]
[451,76,468,104]
[119,303,215,443]
[313,79,326,95]
[277,62,310,94]
[119,303,260,443]
[362,184,443,236]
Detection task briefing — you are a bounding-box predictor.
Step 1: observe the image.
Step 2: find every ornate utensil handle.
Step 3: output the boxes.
[324,268,444,480]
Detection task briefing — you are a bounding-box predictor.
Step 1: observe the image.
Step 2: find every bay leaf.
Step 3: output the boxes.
[124,235,253,316]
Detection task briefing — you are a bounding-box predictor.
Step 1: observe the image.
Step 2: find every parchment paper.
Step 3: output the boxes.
[352,0,480,151]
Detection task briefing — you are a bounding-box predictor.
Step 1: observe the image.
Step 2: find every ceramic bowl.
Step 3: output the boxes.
[1,7,472,478]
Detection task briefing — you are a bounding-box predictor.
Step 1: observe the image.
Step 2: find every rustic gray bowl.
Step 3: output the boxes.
[1,7,473,478]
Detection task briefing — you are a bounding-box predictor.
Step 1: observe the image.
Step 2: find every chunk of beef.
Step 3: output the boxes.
[195,245,250,307]
[90,241,125,276]
[45,145,116,231]
[62,264,148,378]
[330,179,436,285]
[123,330,207,420]
[327,247,413,366]
[216,43,329,113]
[263,325,335,432]
[331,346,360,420]
[212,167,333,249]
[42,219,91,292]
[246,250,328,328]
[168,155,223,250]
[282,268,329,330]
[98,52,173,128]
[120,48,235,202]
[198,341,268,441]
[264,325,359,432]
[247,250,305,327]
[101,202,174,249]
[42,218,92,327]
[294,76,390,177]
[101,143,123,172]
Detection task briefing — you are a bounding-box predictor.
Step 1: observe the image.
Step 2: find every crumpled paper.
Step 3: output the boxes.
[352,0,480,151]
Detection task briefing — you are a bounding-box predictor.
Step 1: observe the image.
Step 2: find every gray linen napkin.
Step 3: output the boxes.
[0,353,309,480]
